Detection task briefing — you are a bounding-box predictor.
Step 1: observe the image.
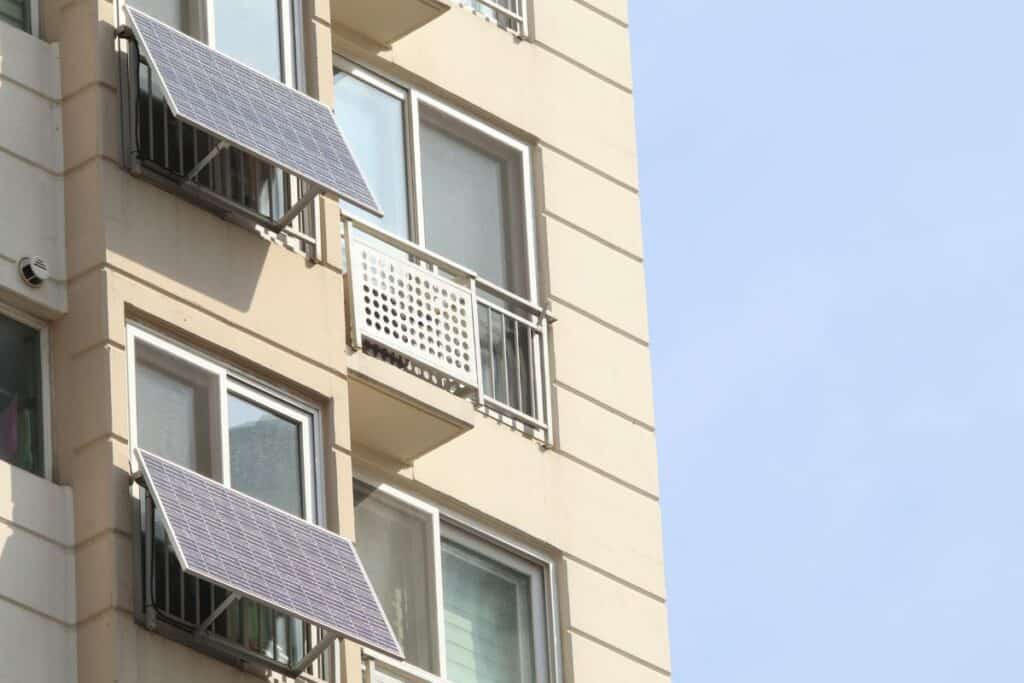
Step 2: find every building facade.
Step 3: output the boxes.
[0,0,668,682]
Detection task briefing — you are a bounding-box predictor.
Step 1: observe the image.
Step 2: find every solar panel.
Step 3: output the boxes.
[135,448,402,659]
[124,7,380,215]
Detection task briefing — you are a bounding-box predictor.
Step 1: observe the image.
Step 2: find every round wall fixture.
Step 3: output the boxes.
[18,257,50,288]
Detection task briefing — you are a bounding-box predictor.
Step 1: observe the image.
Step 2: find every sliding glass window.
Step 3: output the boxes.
[0,313,44,477]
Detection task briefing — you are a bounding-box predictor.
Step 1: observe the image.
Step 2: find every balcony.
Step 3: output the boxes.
[343,218,552,463]
[332,0,451,47]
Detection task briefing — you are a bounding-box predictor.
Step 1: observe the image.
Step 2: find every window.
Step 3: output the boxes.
[0,0,35,34]
[354,481,555,683]
[122,0,301,84]
[127,324,326,674]
[333,60,538,304]
[0,310,47,478]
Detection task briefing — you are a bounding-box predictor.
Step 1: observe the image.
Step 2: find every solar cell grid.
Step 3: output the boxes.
[124,7,380,215]
[136,448,402,658]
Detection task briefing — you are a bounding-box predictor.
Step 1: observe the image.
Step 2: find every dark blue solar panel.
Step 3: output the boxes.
[136,449,402,658]
[125,7,380,215]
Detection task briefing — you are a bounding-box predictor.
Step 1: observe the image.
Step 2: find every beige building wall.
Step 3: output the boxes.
[16,0,670,682]
[0,459,77,683]
[0,21,65,316]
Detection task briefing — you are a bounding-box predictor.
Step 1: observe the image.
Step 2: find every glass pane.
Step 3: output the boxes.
[442,539,536,683]
[420,113,528,297]
[0,0,29,33]
[126,0,188,33]
[212,0,283,81]
[0,315,42,477]
[334,71,411,240]
[134,342,215,476]
[354,484,438,673]
[228,393,303,517]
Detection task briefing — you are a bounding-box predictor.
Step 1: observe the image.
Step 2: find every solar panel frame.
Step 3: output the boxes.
[123,6,382,216]
[134,448,403,660]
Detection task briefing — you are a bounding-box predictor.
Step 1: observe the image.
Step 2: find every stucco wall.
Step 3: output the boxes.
[0,23,65,317]
[0,459,77,683]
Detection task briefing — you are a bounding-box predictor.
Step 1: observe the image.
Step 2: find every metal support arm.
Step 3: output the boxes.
[186,140,229,181]
[290,629,338,676]
[194,591,241,635]
[272,183,320,231]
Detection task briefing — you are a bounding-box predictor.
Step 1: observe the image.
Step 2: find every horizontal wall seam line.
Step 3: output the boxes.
[538,142,639,194]
[553,382,655,431]
[568,628,672,677]
[543,210,644,262]
[565,552,667,602]
[549,295,649,346]
[67,261,110,288]
[566,0,629,28]
[74,526,131,552]
[0,515,74,550]
[532,40,632,94]
[75,604,135,628]
[69,338,124,362]
[71,431,130,458]
[61,78,117,105]
[104,262,351,384]
[63,151,121,178]
[0,72,61,103]
[551,448,660,501]
[0,142,63,178]
[0,592,75,628]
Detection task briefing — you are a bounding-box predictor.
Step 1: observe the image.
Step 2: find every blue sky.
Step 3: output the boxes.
[633,0,1024,680]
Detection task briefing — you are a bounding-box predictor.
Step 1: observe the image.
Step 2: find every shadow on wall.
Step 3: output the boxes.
[107,169,275,314]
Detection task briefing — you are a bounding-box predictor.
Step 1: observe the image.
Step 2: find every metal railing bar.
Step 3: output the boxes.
[475,277,544,317]
[146,67,154,162]
[486,305,496,400]
[513,320,524,411]
[477,297,544,331]
[482,395,548,431]
[500,312,511,406]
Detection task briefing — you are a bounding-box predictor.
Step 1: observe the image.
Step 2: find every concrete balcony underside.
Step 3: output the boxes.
[347,351,476,464]
[332,0,451,46]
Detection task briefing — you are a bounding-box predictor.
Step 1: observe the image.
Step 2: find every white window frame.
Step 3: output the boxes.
[116,0,306,90]
[0,302,52,480]
[355,476,561,683]
[125,323,324,525]
[334,57,540,308]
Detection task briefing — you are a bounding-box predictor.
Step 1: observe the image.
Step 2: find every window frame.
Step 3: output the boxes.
[126,323,325,525]
[334,57,540,308]
[126,325,345,680]
[0,302,51,480]
[354,476,561,683]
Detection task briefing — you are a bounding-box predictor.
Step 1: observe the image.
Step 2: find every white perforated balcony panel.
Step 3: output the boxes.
[123,7,380,215]
[134,449,403,658]
[350,239,478,387]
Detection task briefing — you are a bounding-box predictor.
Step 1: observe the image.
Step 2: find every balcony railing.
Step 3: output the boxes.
[343,217,552,443]
[119,39,319,258]
[458,0,526,35]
